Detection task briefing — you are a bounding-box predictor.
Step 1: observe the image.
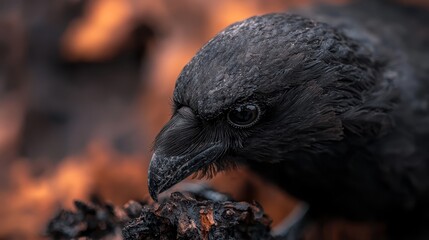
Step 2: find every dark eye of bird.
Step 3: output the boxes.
[227,104,260,128]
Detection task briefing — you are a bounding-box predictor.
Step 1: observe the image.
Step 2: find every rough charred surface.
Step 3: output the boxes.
[123,192,273,240]
[47,197,126,239]
[47,192,274,240]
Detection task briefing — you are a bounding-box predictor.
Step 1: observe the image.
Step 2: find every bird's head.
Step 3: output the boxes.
[148,13,398,201]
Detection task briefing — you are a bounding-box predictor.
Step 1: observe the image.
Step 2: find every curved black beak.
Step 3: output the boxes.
[148,107,226,201]
[148,143,224,201]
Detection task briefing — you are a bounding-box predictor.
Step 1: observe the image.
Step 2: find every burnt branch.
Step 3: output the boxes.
[46,190,275,240]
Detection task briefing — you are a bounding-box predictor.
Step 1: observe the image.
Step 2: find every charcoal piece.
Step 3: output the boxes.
[47,199,123,239]
[123,200,145,219]
[122,192,273,240]
[122,208,176,240]
[47,190,275,240]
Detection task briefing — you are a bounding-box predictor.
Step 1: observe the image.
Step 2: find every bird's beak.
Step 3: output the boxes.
[148,143,223,201]
[148,107,225,201]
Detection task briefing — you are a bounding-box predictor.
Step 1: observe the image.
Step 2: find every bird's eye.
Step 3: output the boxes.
[227,104,260,128]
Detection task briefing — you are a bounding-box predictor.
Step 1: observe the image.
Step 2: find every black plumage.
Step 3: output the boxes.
[148,1,429,238]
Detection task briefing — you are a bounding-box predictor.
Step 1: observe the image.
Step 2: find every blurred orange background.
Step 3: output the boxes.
[0,0,428,239]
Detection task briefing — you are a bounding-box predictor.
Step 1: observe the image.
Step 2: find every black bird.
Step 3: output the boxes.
[148,1,429,238]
